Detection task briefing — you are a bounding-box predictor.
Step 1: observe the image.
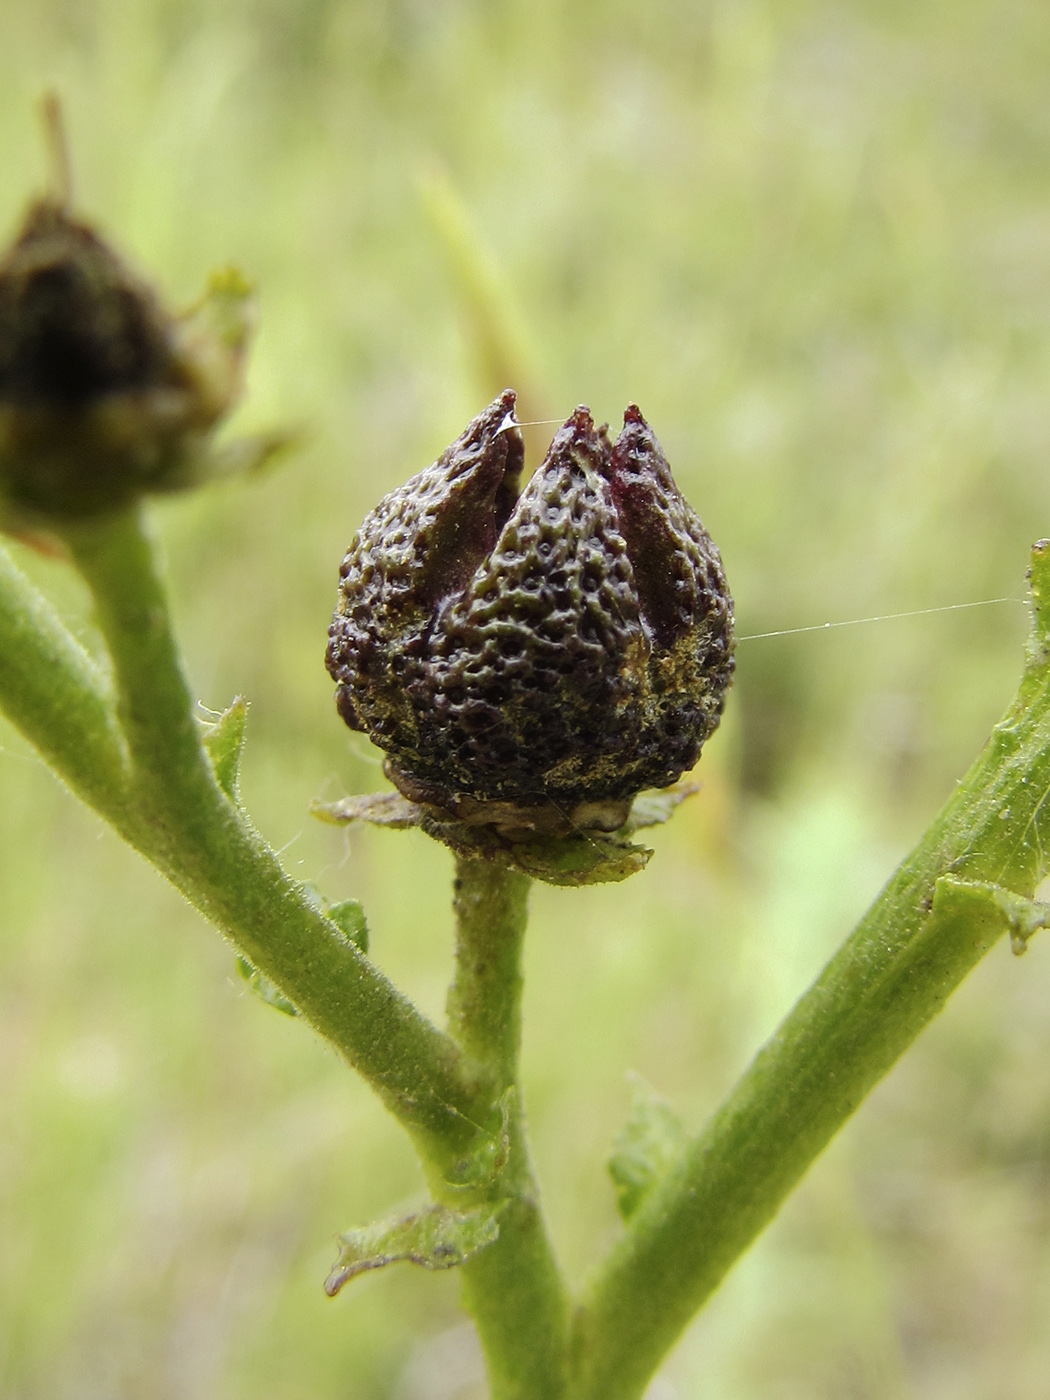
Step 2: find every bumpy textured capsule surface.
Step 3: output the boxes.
[0,199,251,519]
[326,391,734,811]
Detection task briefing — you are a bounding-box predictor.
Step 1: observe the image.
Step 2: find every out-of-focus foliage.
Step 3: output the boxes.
[3,2,1050,1397]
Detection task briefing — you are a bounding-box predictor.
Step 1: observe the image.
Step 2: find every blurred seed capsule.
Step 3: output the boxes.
[0,195,257,522]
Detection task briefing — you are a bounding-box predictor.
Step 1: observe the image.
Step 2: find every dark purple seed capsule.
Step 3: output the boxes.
[326,391,734,811]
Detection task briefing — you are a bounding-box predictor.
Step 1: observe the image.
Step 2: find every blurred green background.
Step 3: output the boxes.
[4,1,1050,1396]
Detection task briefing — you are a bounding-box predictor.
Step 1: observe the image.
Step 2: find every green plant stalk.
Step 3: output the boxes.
[569,540,1050,1400]
[443,856,570,1400]
[0,544,130,816]
[0,516,489,1166]
[9,501,1050,1400]
[448,857,531,1082]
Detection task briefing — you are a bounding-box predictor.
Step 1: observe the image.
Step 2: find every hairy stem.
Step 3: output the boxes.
[5,510,489,1163]
[445,856,570,1400]
[570,540,1050,1400]
[448,857,530,1083]
[0,543,130,817]
[11,504,1050,1400]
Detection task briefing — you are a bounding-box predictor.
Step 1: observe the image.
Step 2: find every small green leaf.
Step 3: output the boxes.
[311,789,658,884]
[201,697,248,800]
[416,809,653,886]
[328,898,369,953]
[311,790,422,828]
[183,265,255,353]
[444,1087,513,1192]
[622,782,699,834]
[608,1074,687,1221]
[324,1201,504,1297]
[1028,538,1050,651]
[236,954,299,1017]
[511,833,652,885]
[933,875,1050,957]
[184,429,299,490]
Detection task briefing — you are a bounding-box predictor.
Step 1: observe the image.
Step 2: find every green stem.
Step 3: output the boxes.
[570,540,1050,1400]
[445,856,570,1400]
[12,499,1050,1400]
[60,511,205,812]
[45,507,489,1165]
[0,542,130,818]
[448,857,530,1082]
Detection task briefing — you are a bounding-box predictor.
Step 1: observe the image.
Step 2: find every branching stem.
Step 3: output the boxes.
[0,518,488,1165]
[568,543,1050,1399]
[6,507,1050,1400]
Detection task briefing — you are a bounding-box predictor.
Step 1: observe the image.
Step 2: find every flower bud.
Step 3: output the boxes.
[327,391,734,815]
[0,198,252,520]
